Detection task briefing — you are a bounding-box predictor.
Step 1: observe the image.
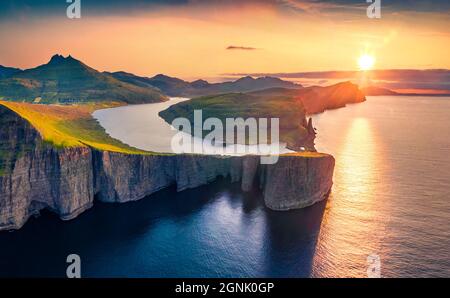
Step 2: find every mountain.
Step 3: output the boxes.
[297,81,365,114]
[108,72,301,97]
[249,81,366,114]
[0,55,167,104]
[0,65,21,79]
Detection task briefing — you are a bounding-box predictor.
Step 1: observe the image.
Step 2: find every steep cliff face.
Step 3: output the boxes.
[0,106,95,230]
[262,155,335,210]
[0,105,335,231]
[0,147,94,230]
[0,106,40,176]
[93,152,245,203]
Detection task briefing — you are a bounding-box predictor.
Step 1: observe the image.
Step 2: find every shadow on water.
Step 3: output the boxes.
[263,200,328,277]
[0,178,328,277]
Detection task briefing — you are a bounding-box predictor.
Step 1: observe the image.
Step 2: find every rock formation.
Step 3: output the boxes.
[0,105,335,231]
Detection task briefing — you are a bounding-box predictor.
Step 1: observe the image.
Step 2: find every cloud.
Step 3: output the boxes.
[226,46,258,51]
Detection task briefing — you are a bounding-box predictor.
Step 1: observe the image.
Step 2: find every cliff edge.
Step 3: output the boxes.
[0,104,335,231]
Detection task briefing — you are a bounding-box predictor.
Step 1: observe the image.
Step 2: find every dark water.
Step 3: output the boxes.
[0,181,326,277]
[1,96,449,277]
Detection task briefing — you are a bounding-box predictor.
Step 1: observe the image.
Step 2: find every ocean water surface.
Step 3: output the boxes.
[0,96,449,277]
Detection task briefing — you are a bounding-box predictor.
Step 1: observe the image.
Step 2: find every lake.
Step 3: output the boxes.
[92,97,292,155]
[0,96,449,277]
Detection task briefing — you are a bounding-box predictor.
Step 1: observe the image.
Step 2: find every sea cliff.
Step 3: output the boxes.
[0,105,335,231]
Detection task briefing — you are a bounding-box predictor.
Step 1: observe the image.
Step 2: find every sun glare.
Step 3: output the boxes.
[358,54,375,71]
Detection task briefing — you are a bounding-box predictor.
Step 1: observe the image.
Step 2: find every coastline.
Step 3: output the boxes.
[0,102,335,231]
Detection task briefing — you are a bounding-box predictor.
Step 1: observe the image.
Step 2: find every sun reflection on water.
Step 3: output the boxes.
[312,117,387,277]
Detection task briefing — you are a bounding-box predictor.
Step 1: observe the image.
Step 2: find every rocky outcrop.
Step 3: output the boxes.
[0,105,335,231]
[0,146,94,230]
[300,81,366,114]
[261,155,334,210]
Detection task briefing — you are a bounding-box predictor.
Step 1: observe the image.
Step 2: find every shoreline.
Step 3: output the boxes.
[0,102,335,231]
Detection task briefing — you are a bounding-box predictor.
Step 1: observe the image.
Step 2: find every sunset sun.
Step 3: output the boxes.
[358,54,375,71]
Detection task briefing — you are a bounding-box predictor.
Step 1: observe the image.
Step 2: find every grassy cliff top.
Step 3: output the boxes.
[0,101,150,154]
[0,101,329,159]
[159,92,316,151]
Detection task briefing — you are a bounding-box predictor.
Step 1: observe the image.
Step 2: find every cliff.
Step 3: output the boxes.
[298,81,366,114]
[0,105,334,231]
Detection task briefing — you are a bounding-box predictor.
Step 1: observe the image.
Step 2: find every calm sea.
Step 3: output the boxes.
[0,96,449,277]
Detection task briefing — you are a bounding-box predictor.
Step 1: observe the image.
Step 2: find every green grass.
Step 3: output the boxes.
[0,55,168,104]
[159,92,314,150]
[0,101,152,154]
[0,97,324,178]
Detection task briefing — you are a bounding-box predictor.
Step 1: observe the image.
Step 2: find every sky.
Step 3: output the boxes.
[0,0,449,80]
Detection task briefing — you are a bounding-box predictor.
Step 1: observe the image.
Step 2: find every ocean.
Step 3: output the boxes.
[0,96,449,277]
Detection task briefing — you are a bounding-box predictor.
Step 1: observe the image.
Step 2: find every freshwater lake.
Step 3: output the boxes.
[0,96,449,277]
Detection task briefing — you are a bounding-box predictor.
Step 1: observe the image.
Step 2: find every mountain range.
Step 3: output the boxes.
[0,55,167,104]
[0,54,369,105]
[0,55,305,103]
[106,72,301,97]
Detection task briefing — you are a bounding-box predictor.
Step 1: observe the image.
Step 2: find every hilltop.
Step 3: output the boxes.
[0,100,150,155]
[159,92,316,151]
[249,81,365,114]
[0,55,167,104]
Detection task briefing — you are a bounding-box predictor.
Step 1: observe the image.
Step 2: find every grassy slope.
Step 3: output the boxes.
[248,82,366,115]
[159,93,312,149]
[0,56,168,104]
[0,101,151,154]
[0,100,324,174]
